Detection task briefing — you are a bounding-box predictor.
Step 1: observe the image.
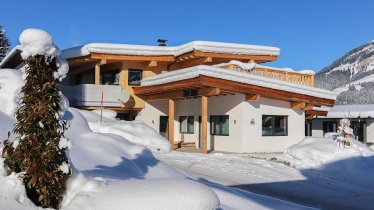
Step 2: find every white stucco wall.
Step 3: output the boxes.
[241,97,305,153]
[365,119,374,143]
[311,119,324,137]
[136,100,168,135]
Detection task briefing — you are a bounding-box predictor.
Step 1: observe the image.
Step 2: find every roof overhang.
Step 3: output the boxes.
[134,75,334,107]
[0,46,23,69]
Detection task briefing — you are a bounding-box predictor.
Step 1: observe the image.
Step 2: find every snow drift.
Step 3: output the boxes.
[285,137,374,168]
[78,109,171,152]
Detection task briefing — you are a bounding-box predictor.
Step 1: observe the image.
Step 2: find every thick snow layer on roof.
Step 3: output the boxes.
[214,60,315,75]
[141,65,336,100]
[61,41,280,59]
[326,104,374,118]
[0,45,22,68]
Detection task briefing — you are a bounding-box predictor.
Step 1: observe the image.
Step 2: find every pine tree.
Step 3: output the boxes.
[0,25,10,62]
[2,52,70,208]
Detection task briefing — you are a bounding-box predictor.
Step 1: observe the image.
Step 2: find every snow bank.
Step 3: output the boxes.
[0,159,38,210]
[64,178,219,210]
[285,137,374,168]
[0,69,24,116]
[62,108,219,209]
[78,109,171,152]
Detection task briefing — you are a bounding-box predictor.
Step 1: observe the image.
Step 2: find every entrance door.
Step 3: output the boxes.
[351,120,365,142]
[159,116,169,139]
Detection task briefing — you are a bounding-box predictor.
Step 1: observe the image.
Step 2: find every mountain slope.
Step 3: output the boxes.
[315,40,374,104]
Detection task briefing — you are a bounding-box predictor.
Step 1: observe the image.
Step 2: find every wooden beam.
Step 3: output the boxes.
[91,52,175,62]
[99,59,107,66]
[305,114,315,120]
[291,102,306,109]
[144,88,220,101]
[201,96,208,154]
[304,103,314,111]
[95,64,100,85]
[192,50,278,63]
[168,99,175,147]
[305,110,328,117]
[146,92,183,101]
[220,90,236,95]
[246,94,260,101]
[170,56,213,70]
[198,87,220,96]
[147,60,158,67]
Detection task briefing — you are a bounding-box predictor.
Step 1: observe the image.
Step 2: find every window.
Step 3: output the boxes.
[211,115,229,135]
[180,116,194,134]
[100,70,119,85]
[323,121,336,134]
[128,69,142,86]
[262,115,288,136]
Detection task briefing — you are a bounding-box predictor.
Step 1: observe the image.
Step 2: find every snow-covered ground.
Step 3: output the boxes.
[1,108,313,210]
[0,71,305,209]
[155,138,374,210]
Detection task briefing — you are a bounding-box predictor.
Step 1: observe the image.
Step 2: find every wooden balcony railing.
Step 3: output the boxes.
[222,64,314,87]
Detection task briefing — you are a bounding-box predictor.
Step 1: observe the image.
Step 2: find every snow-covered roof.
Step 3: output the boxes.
[61,41,280,59]
[326,104,374,118]
[141,65,336,100]
[0,45,22,68]
[214,60,315,75]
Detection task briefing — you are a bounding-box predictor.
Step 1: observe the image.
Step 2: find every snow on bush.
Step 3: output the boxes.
[0,69,24,116]
[285,137,374,168]
[19,28,60,60]
[19,28,68,81]
[79,109,171,152]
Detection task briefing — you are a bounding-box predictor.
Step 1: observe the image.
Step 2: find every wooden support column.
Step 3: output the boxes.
[201,96,208,154]
[168,99,175,147]
[95,63,101,85]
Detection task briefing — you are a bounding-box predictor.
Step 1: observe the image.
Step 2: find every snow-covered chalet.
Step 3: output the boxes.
[0,41,336,153]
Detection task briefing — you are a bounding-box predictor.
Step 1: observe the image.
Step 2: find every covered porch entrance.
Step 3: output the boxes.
[134,73,334,153]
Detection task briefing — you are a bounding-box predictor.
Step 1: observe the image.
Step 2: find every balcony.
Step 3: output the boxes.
[222,63,315,87]
[60,84,129,107]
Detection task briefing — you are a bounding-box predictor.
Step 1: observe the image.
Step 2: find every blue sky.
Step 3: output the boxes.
[1,0,374,72]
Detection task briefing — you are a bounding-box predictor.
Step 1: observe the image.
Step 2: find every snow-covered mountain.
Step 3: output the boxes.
[315,40,374,105]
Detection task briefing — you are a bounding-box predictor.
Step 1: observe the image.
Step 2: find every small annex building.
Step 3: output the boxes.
[309,104,374,146]
[0,41,336,153]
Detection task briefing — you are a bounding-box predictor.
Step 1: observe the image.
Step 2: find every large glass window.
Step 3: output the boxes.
[100,70,119,85]
[211,115,229,136]
[180,116,194,134]
[262,115,288,136]
[128,69,142,86]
